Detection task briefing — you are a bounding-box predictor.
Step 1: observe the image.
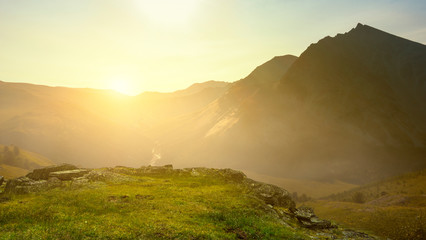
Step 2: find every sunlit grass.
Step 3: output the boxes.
[0,174,305,239]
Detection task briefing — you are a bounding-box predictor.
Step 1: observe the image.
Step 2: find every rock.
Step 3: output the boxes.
[27,164,78,180]
[342,230,375,239]
[246,179,295,209]
[0,176,4,186]
[4,177,50,194]
[47,177,63,188]
[49,169,90,181]
[85,170,134,183]
[219,169,246,182]
[294,206,334,229]
[139,165,174,175]
[191,168,200,176]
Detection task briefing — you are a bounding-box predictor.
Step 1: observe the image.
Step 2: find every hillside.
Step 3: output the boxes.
[325,168,426,205]
[0,164,376,240]
[304,169,426,240]
[152,24,426,184]
[0,145,54,178]
[0,81,229,168]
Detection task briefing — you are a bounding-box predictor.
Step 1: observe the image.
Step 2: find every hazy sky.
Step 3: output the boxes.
[1,0,425,95]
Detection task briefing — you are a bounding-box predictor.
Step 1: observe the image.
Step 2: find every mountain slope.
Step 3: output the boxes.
[0,145,54,178]
[275,23,426,182]
[154,24,426,184]
[307,169,426,240]
[0,81,153,168]
[151,55,298,168]
[0,81,230,168]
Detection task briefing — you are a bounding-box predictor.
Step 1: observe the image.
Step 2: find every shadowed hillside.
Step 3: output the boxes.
[152,24,426,184]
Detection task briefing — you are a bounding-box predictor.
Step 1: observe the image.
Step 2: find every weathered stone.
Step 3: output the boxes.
[342,230,375,239]
[47,177,63,188]
[219,169,246,182]
[139,164,174,175]
[4,177,50,194]
[294,206,335,229]
[247,179,295,209]
[27,164,78,180]
[190,168,200,176]
[85,170,133,183]
[49,169,90,181]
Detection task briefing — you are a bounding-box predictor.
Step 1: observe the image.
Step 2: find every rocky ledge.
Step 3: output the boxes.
[0,164,375,238]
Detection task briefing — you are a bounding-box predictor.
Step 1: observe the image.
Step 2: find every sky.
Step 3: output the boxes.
[1,0,426,95]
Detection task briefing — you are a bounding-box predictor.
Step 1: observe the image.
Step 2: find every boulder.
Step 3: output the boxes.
[4,177,49,194]
[85,170,134,183]
[246,179,295,209]
[139,164,173,174]
[342,230,375,239]
[218,169,246,182]
[0,176,4,186]
[294,206,334,229]
[49,169,90,181]
[27,164,78,180]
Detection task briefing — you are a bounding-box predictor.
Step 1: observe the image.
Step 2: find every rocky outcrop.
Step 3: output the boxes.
[49,169,90,181]
[180,167,247,183]
[26,164,78,180]
[4,176,62,194]
[85,170,134,183]
[293,206,334,229]
[5,164,88,194]
[245,178,295,209]
[139,164,174,174]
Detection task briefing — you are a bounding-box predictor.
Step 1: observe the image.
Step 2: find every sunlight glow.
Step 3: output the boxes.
[109,78,135,96]
[137,0,200,27]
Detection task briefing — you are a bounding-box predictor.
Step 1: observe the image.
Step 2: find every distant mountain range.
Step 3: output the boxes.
[1,23,425,184]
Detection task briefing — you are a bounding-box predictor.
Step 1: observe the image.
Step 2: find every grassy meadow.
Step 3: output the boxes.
[0,173,307,240]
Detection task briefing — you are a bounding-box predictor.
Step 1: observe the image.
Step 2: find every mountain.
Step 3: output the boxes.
[275,23,426,182]
[0,144,54,178]
[153,24,426,184]
[1,24,425,186]
[134,81,230,128]
[149,55,298,167]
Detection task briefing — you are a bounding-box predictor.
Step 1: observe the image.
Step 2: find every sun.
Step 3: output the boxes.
[109,78,135,96]
[137,0,200,27]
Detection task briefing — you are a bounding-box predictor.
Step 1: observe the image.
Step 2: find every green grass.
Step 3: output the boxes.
[0,174,306,240]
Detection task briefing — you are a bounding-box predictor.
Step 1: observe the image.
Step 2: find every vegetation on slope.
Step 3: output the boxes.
[0,166,377,240]
[303,169,426,240]
[0,171,304,239]
[325,169,426,203]
[307,200,425,240]
[0,145,54,178]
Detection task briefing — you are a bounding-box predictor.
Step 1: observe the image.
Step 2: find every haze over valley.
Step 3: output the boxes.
[1,1,425,239]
